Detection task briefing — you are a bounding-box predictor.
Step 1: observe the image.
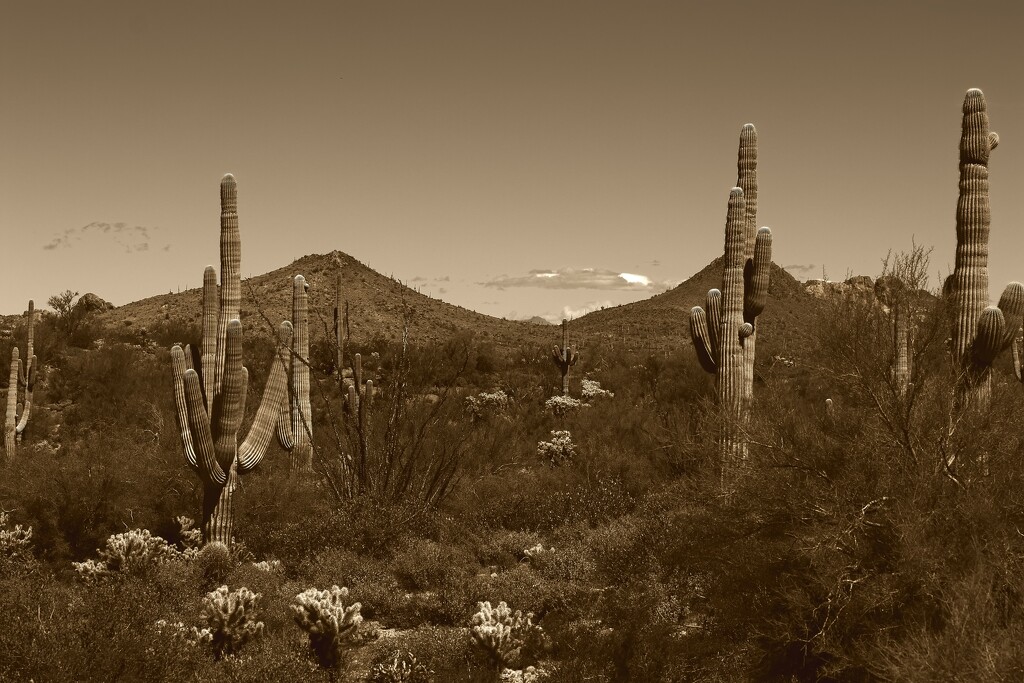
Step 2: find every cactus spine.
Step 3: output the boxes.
[4,300,36,459]
[171,174,290,545]
[551,319,579,395]
[277,275,313,474]
[947,89,1020,408]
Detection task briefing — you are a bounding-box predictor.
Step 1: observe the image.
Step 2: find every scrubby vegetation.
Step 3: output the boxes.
[3,89,1024,681]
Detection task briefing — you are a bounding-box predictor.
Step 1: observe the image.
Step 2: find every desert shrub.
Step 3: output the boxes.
[392,536,477,592]
[368,648,434,682]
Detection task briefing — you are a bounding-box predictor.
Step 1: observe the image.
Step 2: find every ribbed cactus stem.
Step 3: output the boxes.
[4,301,38,459]
[551,319,579,395]
[893,306,911,397]
[278,275,313,475]
[719,188,747,475]
[171,174,290,545]
[5,348,20,457]
[949,89,1000,407]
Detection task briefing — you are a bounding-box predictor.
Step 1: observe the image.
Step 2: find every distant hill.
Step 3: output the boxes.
[84,251,875,368]
[103,251,553,351]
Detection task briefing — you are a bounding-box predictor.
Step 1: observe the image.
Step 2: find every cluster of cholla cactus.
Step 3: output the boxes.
[4,300,37,459]
[470,600,543,670]
[689,124,772,478]
[72,528,179,580]
[277,274,314,475]
[537,430,576,466]
[551,319,578,395]
[368,649,433,683]
[946,89,1023,409]
[170,174,290,545]
[201,585,265,660]
[292,585,364,668]
[0,511,32,561]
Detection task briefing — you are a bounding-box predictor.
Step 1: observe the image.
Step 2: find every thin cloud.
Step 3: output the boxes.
[783,263,817,277]
[543,300,615,323]
[42,222,156,253]
[482,267,672,292]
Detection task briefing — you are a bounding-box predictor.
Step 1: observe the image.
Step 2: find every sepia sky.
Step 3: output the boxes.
[2,1,1023,322]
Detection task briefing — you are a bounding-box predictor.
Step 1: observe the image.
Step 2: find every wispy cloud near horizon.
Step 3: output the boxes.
[482,267,675,292]
[42,222,167,253]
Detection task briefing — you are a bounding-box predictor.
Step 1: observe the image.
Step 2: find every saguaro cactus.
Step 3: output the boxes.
[947,89,1021,408]
[4,300,37,459]
[690,185,772,478]
[171,174,290,545]
[551,319,578,396]
[277,274,313,474]
[875,276,913,397]
[333,254,345,376]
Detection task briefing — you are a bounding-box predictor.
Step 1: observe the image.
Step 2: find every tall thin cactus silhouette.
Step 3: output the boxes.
[946,88,1022,409]
[4,300,36,459]
[689,126,772,483]
[277,274,313,475]
[170,174,290,545]
[551,319,578,395]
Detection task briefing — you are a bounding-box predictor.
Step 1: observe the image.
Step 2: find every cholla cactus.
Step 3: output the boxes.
[500,667,550,683]
[465,388,511,422]
[543,395,584,417]
[946,89,1022,408]
[98,528,176,573]
[277,274,314,475]
[471,600,543,670]
[292,585,364,668]
[522,543,552,560]
[551,319,579,395]
[72,558,110,581]
[368,650,433,683]
[0,511,32,560]
[201,585,265,659]
[4,300,37,459]
[252,559,282,573]
[537,430,576,466]
[176,516,202,560]
[154,619,214,648]
[580,379,613,400]
[170,174,290,545]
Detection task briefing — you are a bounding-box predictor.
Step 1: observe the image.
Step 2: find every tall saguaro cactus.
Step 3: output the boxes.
[171,174,290,545]
[551,319,578,395]
[947,89,1022,408]
[689,125,772,481]
[4,300,37,459]
[690,186,772,478]
[277,275,313,474]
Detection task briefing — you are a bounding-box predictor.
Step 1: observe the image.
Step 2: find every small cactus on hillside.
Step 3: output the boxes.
[293,585,364,668]
[277,274,314,475]
[170,174,291,545]
[201,585,265,659]
[551,319,578,396]
[4,300,37,459]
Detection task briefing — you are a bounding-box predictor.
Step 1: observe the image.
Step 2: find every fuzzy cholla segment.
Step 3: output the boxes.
[465,388,510,421]
[99,528,175,573]
[537,430,576,466]
[0,512,32,560]
[543,395,584,417]
[202,585,265,659]
[471,600,542,669]
[292,585,364,668]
